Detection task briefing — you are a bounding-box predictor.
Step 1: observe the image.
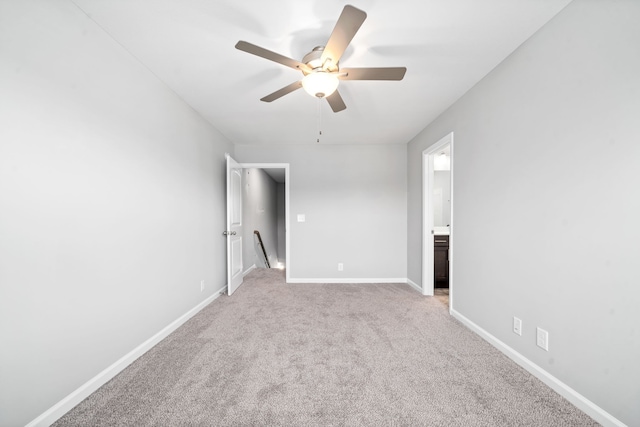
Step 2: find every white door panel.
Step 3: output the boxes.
[226,154,243,295]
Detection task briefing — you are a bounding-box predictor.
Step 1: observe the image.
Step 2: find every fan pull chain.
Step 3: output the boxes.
[316,97,322,143]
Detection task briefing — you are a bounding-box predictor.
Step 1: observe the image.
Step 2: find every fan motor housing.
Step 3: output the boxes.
[302,46,339,74]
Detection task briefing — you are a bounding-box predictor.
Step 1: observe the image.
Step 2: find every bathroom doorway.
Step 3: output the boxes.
[422,133,453,309]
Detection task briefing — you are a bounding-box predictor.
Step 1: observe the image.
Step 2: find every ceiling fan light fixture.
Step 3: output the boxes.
[301,71,339,98]
[235,5,405,112]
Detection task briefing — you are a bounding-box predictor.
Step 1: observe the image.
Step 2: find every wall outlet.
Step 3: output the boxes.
[536,327,549,351]
[200,280,205,292]
[513,317,522,336]
[338,263,344,271]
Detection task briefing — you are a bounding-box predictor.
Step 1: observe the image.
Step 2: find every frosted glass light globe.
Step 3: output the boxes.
[301,72,339,98]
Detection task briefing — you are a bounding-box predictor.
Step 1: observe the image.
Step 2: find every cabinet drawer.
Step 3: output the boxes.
[434,235,449,247]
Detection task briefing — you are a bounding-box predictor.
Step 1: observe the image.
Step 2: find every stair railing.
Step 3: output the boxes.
[254,230,271,268]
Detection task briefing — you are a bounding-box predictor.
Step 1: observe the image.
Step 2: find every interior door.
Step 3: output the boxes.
[226,154,243,295]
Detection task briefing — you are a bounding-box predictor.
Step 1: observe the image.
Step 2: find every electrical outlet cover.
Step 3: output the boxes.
[536,327,549,351]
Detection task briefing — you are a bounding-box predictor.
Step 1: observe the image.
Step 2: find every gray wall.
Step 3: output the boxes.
[0,1,232,425]
[242,168,280,269]
[407,1,640,425]
[235,144,407,281]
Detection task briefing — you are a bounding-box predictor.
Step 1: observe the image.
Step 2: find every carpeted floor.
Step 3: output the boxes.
[54,268,598,426]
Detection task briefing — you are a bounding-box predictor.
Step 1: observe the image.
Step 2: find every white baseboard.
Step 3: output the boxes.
[450,309,625,427]
[26,285,228,427]
[406,278,422,293]
[243,264,257,277]
[287,277,408,284]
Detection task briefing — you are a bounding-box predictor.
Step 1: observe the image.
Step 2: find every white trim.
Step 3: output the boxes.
[26,285,228,427]
[450,309,626,427]
[406,278,422,293]
[422,133,454,304]
[287,278,409,284]
[238,163,290,285]
[243,264,257,277]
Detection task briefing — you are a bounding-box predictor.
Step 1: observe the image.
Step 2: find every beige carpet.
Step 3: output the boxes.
[54,268,598,426]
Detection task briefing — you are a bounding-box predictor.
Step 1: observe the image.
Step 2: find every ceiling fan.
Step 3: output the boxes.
[235,5,407,113]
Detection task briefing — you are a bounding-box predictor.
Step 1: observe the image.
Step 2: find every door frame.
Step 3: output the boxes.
[422,132,454,308]
[239,163,291,283]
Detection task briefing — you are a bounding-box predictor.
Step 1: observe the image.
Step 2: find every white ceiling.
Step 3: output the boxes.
[72,0,571,145]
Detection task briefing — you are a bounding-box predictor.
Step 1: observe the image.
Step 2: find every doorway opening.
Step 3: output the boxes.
[422,133,453,309]
[238,163,290,283]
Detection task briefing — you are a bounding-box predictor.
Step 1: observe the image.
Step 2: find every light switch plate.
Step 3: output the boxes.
[297,214,306,222]
[513,317,522,336]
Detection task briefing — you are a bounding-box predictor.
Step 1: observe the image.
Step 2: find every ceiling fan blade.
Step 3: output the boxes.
[339,67,407,81]
[236,41,310,72]
[326,90,347,113]
[260,81,303,103]
[321,5,367,65]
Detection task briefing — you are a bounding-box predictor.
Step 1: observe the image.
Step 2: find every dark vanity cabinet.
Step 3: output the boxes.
[434,235,449,288]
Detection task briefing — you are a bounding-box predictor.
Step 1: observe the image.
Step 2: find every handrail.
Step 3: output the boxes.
[254,230,271,268]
